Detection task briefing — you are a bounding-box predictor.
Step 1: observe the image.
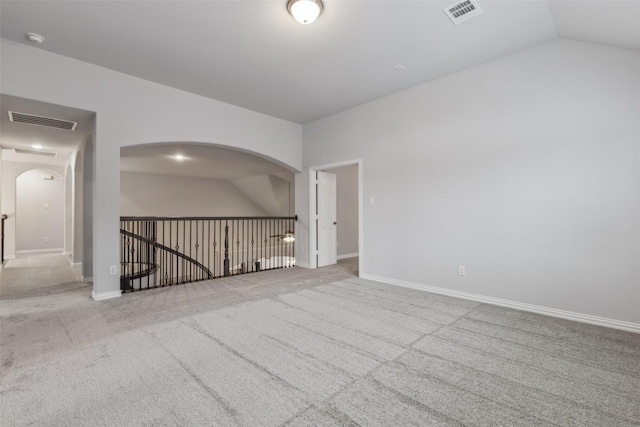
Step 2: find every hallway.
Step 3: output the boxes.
[1,254,85,299]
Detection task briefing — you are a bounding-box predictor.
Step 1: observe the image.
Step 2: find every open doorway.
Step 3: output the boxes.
[308,159,363,276]
[15,169,65,255]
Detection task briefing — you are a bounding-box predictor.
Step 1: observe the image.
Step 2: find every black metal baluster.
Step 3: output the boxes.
[145,220,149,289]
[278,218,282,269]
[212,220,217,278]
[250,220,255,273]
[291,217,295,267]
[234,220,239,276]
[266,219,271,267]
[224,221,230,277]
[207,220,211,279]
[257,219,262,272]
[241,219,245,274]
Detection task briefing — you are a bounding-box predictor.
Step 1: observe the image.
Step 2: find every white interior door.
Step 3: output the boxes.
[317,171,337,267]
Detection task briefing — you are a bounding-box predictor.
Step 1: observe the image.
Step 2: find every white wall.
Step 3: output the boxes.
[230,174,292,217]
[299,40,640,326]
[71,144,84,266]
[121,172,268,217]
[64,164,72,255]
[329,165,359,257]
[82,136,94,281]
[16,169,65,253]
[0,149,3,229]
[1,162,65,258]
[0,149,3,263]
[1,39,302,298]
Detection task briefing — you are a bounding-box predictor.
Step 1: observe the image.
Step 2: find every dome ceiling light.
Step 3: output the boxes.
[287,0,323,24]
[26,32,45,43]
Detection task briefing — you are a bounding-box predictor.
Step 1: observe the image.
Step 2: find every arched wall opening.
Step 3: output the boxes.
[15,168,65,255]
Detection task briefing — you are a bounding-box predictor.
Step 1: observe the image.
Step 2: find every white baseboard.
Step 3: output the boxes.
[64,251,72,256]
[81,276,93,283]
[3,255,15,260]
[337,253,359,260]
[71,262,82,268]
[16,248,64,255]
[92,290,122,301]
[359,273,640,334]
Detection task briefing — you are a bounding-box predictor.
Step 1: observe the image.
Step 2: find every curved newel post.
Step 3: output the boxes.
[224,223,230,277]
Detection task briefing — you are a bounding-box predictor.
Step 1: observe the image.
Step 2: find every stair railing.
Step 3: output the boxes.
[120,216,296,292]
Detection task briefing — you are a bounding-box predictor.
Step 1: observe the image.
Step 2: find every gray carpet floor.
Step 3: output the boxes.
[1,255,639,426]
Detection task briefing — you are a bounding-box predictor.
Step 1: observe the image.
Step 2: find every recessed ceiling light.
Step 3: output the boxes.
[174,154,185,161]
[32,144,43,149]
[26,33,45,44]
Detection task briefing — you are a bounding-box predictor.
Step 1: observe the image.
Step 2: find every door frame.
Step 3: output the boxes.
[308,158,363,276]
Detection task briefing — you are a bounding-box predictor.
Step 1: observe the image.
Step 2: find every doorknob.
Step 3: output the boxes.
[333,222,337,225]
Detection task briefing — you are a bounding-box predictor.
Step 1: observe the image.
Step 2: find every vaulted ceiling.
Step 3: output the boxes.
[1,1,638,170]
[2,1,638,125]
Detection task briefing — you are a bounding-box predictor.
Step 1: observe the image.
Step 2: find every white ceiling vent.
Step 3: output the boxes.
[13,148,58,158]
[8,111,77,131]
[444,0,483,25]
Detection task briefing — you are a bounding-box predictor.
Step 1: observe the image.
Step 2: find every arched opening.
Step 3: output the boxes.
[15,169,65,256]
[118,142,297,291]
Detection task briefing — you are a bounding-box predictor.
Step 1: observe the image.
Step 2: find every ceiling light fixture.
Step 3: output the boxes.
[26,33,45,44]
[32,143,43,149]
[287,0,323,24]
[174,154,185,161]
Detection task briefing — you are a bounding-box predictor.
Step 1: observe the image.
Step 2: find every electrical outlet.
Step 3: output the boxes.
[109,265,117,275]
[457,265,466,276]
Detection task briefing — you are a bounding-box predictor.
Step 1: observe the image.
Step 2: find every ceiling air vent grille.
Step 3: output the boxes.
[13,148,58,158]
[444,0,482,25]
[8,111,77,131]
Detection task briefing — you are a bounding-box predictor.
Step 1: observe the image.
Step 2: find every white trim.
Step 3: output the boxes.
[360,273,640,334]
[72,262,82,268]
[295,262,311,269]
[16,248,64,255]
[81,276,93,283]
[308,169,317,269]
[337,253,359,260]
[92,290,122,301]
[3,255,16,260]
[309,159,363,278]
[64,251,72,256]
